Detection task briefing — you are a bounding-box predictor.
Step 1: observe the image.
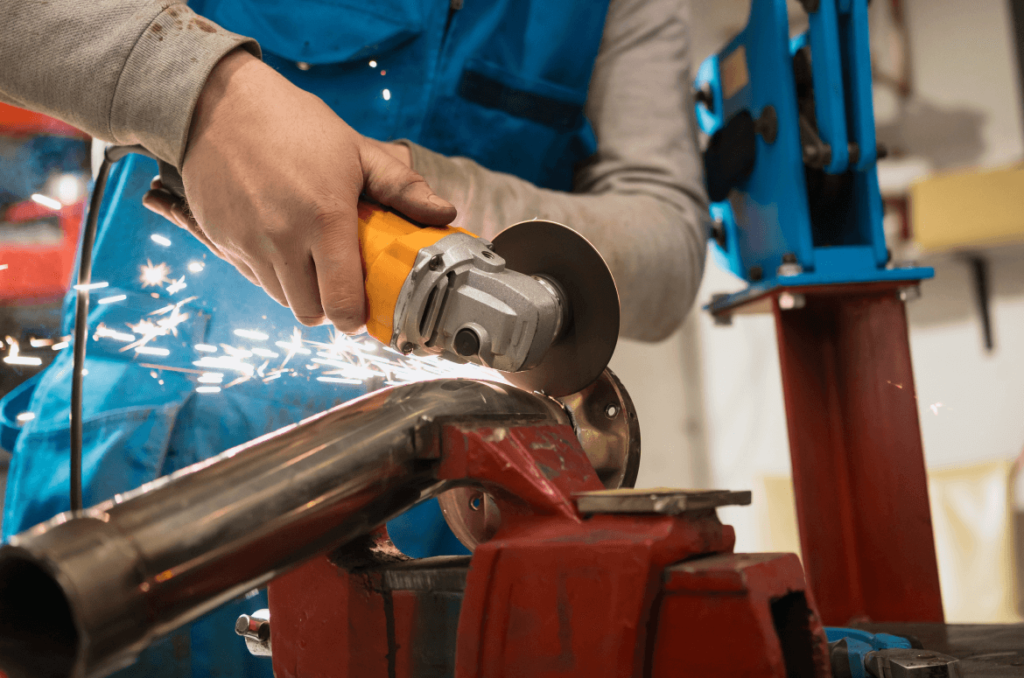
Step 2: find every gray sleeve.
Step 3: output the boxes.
[0,1,260,168]
[407,0,709,342]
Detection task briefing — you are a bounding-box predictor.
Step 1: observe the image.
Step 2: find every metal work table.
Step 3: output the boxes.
[858,623,1024,676]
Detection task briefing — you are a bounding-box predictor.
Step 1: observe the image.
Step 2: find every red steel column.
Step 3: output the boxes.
[771,286,943,624]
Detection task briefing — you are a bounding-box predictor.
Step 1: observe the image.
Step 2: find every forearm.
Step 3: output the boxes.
[406,0,708,342]
[409,146,706,342]
[0,1,258,167]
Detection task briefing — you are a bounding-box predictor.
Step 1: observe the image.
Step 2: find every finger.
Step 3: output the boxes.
[224,254,261,288]
[360,143,457,226]
[178,215,229,261]
[154,195,231,262]
[363,138,411,167]
[245,262,289,308]
[275,253,327,327]
[309,210,366,334]
[142,189,179,224]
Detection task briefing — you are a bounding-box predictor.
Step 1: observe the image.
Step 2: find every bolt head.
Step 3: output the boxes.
[453,328,481,357]
[778,292,806,310]
[235,615,250,636]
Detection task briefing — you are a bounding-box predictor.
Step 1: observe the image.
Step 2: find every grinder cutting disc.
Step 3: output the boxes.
[491,219,619,397]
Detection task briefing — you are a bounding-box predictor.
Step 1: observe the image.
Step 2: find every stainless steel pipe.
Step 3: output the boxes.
[0,379,568,678]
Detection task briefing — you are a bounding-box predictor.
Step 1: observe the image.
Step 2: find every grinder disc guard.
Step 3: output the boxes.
[491,220,620,397]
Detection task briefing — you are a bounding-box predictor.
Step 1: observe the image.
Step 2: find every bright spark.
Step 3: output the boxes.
[382,89,391,101]
[195,344,218,353]
[276,328,310,368]
[188,261,205,273]
[73,281,109,291]
[16,411,35,423]
[223,374,252,389]
[276,340,311,354]
[140,297,195,344]
[234,329,269,341]
[198,372,224,384]
[98,294,127,305]
[122,319,169,352]
[56,174,83,204]
[136,346,170,356]
[52,341,69,351]
[193,356,254,376]
[313,358,377,380]
[221,344,253,359]
[157,306,189,337]
[0,264,8,271]
[317,376,362,385]
[196,386,222,394]
[140,260,172,288]
[31,193,62,210]
[29,338,54,348]
[166,277,187,294]
[151,234,172,247]
[2,337,42,366]
[94,324,136,342]
[251,348,279,358]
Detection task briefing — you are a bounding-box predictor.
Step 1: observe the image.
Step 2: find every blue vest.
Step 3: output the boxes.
[3,1,610,675]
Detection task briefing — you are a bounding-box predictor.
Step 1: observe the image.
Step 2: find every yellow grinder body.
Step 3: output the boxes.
[357,201,474,345]
[356,201,620,398]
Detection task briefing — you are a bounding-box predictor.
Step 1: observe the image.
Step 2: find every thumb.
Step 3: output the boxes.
[360,141,457,225]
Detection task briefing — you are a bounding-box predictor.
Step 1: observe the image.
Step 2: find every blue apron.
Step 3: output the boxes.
[2,1,610,675]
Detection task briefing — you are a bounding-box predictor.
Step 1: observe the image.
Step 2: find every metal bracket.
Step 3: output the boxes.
[574,489,751,516]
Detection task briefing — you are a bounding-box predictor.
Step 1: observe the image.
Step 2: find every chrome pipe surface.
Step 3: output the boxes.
[0,379,567,678]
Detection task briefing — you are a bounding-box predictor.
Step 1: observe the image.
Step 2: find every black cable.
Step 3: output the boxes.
[70,156,110,512]
[71,144,147,513]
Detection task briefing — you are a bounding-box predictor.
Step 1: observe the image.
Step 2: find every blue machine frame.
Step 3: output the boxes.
[695,0,932,313]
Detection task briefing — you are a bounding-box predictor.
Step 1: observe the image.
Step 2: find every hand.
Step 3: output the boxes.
[142,49,454,333]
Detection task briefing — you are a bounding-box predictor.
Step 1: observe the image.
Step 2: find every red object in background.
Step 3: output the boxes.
[712,283,944,625]
[770,285,944,625]
[0,102,89,306]
[269,422,831,678]
[0,199,84,304]
[0,101,85,139]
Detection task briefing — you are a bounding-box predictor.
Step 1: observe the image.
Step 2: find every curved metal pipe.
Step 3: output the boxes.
[0,379,568,678]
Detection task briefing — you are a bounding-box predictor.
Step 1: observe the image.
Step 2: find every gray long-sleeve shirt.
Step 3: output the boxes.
[0,0,708,341]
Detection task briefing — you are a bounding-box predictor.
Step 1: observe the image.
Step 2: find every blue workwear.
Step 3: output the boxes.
[2,0,611,675]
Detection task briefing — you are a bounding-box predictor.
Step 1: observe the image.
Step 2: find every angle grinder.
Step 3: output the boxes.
[144,150,620,397]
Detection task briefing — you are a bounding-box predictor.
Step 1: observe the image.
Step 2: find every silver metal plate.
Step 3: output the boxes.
[557,368,640,490]
[574,489,752,516]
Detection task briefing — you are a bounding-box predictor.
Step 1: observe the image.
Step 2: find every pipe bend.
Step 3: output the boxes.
[0,379,567,678]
